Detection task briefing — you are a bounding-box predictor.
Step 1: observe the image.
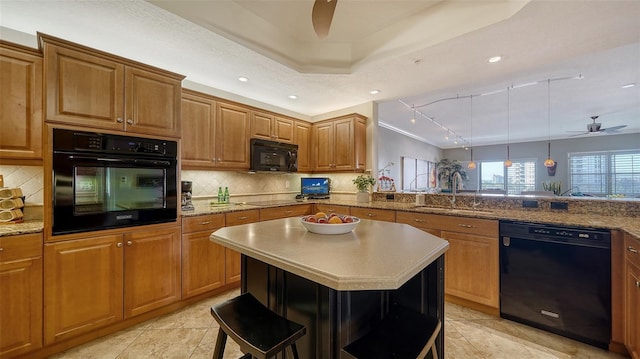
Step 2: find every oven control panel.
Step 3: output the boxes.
[53,129,177,157]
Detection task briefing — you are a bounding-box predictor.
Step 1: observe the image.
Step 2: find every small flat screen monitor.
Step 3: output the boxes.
[301,177,330,198]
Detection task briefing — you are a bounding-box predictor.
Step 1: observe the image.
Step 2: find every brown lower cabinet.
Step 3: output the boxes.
[225,210,260,283]
[181,214,226,299]
[0,233,43,358]
[43,226,181,344]
[625,234,640,359]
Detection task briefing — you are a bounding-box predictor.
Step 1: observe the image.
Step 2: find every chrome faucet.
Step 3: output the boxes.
[408,173,430,192]
[449,171,463,208]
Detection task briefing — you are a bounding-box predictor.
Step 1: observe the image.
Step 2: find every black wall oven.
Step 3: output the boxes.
[52,129,178,235]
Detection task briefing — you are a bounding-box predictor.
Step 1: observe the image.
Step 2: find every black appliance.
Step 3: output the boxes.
[52,129,178,235]
[499,221,611,349]
[250,138,297,173]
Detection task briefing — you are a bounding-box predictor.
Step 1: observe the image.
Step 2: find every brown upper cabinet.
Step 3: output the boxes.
[312,114,366,172]
[181,90,251,170]
[294,120,312,172]
[251,111,294,143]
[41,34,184,138]
[0,41,43,162]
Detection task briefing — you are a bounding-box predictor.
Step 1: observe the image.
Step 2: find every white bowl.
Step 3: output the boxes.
[300,216,360,235]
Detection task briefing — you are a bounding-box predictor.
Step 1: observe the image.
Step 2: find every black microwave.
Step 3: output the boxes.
[250,138,298,173]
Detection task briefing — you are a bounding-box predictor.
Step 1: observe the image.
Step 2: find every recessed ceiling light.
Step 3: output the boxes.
[410,118,416,124]
[238,76,249,82]
[370,90,380,95]
[488,56,502,63]
[621,83,636,89]
[288,95,297,100]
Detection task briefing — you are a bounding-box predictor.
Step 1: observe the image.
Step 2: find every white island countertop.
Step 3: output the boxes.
[211,217,449,291]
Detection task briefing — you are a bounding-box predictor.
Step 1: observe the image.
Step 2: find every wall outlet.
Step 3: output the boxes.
[550,201,568,210]
[284,180,290,189]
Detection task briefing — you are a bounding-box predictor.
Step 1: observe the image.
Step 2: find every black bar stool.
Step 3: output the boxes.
[210,293,306,359]
[342,305,441,359]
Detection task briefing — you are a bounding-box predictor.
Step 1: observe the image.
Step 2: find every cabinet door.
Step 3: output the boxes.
[313,121,334,171]
[441,231,499,309]
[182,214,226,298]
[626,261,640,359]
[0,233,42,357]
[273,115,294,143]
[333,117,355,170]
[215,101,251,169]
[44,43,125,130]
[125,67,182,138]
[350,207,396,222]
[181,91,216,167]
[294,121,312,172]
[44,235,123,344]
[395,211,441,236]
[251,111,274,141]
[124,227,181,318]
[0,43,43,161]
[314,204,350,216]
[354,116,367,170]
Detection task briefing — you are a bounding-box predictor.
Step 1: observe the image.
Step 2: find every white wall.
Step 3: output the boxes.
[442,133,640,191]
[377,127,443,186]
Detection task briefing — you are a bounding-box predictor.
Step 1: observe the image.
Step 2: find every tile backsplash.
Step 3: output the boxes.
[0,165,44,205]
[181,170,362,201]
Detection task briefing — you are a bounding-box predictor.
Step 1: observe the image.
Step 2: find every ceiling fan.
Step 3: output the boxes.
[312,0,338,39]
[568,116,627,136]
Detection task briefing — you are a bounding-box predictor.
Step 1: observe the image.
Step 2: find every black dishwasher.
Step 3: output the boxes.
[499,220,611,349]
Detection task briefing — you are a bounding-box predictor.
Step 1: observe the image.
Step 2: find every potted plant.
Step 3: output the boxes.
[436,159,468,191]
[352,175,376,203]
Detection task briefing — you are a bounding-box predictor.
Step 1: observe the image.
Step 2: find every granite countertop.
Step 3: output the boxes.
[210,217,449,291]
[0,220,44,237]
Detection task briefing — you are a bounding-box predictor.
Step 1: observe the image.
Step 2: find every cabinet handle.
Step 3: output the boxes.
[458,224,475,228]
[0,247,4,252]
[414,219,425,223]
[284,210,292,214]
[367,213,375,217]
[117,118,123,123]
[126,241,133,246]
[239,216,248,220]
[628,246,639,254]
[116,242,123,248]
[636,281,640,288]
[200,221,212,225]
[126,119,133,125]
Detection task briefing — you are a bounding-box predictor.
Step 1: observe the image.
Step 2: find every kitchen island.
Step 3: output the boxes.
[211,217,449,359]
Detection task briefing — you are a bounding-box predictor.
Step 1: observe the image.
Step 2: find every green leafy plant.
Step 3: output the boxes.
[436,159,468,188]
[542,181,562,196]
[352,175,376,192]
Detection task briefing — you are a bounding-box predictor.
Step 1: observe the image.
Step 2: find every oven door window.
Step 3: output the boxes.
[74,166,165,214]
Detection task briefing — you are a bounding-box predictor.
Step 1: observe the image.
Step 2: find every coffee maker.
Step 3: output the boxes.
[181,181,194,211]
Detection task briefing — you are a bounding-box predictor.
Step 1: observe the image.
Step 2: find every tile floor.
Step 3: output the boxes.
[50,288,625,359]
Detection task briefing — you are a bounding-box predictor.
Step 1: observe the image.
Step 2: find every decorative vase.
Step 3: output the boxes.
[356,192,369,203]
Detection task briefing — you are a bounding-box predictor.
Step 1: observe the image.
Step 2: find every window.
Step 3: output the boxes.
[569,150,640,196]
[401,157,436,191]
[479,160,536,195]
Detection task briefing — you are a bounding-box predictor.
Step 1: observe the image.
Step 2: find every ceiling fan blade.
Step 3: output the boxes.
[312,0,337,39]
[602,125,627,132]
[568,132,590,137]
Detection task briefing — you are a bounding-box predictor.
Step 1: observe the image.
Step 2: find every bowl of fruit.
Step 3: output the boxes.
[300,212,360,235]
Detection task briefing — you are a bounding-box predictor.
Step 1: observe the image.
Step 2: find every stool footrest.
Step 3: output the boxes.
[211,293,306,359]
[342,305,440,359]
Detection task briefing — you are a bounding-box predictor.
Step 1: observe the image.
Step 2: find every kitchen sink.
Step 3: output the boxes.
[412,206,494,215]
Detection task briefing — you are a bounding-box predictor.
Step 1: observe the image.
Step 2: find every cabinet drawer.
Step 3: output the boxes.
[350,207,395,222]
[182,214,225,234]
[314,204,350,216]
[396,211,440,232]
[260,204,312,221]
[226,209,260,226]
[625,234,640,269]
[0,232,42,261]
[436,215,498,237]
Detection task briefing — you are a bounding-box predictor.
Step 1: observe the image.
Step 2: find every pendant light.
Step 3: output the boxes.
[504,86,513,167]
[544,79,555,168]
[467,95,477,170]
